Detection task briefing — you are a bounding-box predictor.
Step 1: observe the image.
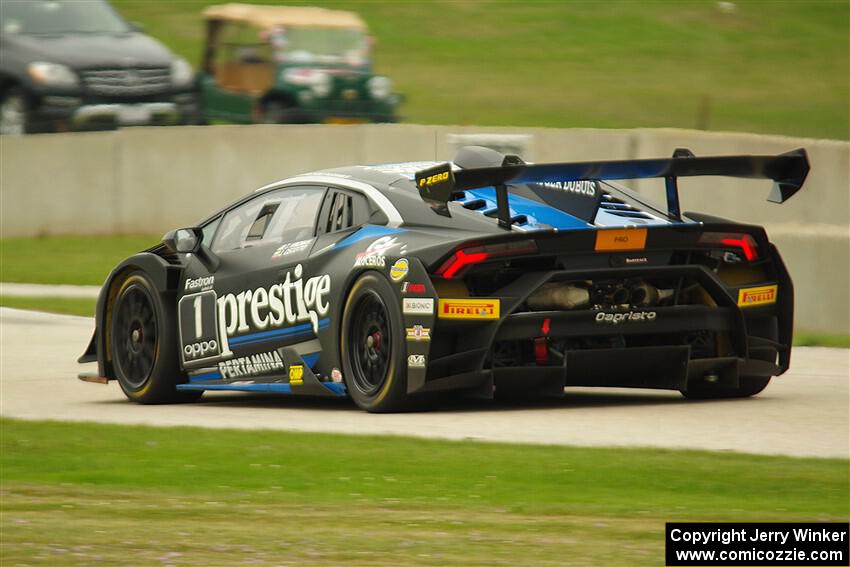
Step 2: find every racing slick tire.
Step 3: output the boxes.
[110,271,202,404]
[680,376,771,399]
[341,272,410,413]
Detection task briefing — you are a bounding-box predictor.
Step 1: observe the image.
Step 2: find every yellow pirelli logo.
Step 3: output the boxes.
[737,285,778,307]
[595,228,647,251]
[418,171,450,188]
[438,298,500,320]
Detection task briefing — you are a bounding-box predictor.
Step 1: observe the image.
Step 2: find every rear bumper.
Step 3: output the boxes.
[491,348,779,394]
[414,260,791,397]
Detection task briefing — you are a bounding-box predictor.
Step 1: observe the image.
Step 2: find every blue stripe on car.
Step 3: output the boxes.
[463,188,592,230]
[333,225,406,249]
[228,318,330,346]
[176,381,347,396]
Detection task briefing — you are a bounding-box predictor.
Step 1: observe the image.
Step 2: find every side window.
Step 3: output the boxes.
[212,187,325,253]
[201,216,221,247]
[327,192,353,233]
[318,189,370,235]
[246,202,280,241]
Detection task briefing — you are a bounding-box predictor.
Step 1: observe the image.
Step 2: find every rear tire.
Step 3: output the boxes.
[680,376,771,399]
[341,272,409,412]
[110,272,202,404]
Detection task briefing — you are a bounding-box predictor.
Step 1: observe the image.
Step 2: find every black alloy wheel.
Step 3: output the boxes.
[341,272,409,412]
[110,272,201,404]
[113,282,158,389]
[349,290,392,396]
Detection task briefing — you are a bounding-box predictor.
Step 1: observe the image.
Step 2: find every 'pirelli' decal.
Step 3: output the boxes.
[438,298,500,320]
[737,285,778,307]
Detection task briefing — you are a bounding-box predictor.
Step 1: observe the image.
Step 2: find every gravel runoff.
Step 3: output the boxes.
[1,307,847,459]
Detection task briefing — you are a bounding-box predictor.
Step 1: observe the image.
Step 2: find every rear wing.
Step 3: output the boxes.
[414,148,810,228]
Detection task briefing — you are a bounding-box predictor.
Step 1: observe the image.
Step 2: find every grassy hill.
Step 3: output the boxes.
[111,0,849,140]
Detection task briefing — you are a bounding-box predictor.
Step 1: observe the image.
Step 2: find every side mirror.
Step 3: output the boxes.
[162,227,203,254]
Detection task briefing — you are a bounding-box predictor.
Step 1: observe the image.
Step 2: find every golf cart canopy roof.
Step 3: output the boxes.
[202,3,367,31]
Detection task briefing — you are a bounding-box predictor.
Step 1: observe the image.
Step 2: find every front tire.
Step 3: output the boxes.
[341,272,409,412]
[110,272,201,404]
[262,99,290,124]
[0,88,35,135]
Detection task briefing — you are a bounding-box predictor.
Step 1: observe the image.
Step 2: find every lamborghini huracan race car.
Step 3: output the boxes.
[78,145,809,412]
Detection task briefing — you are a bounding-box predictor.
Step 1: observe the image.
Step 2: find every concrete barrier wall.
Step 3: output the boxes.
[1,125,847,334]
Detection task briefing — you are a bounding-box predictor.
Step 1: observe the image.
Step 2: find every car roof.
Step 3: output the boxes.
[202,3,367,31]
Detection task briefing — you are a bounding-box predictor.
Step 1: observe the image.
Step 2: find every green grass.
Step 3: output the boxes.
[0,419,846,566]
[109,0,850,140]
[0,296,96,317]
[794,332,850,349]
[0,235,158,285]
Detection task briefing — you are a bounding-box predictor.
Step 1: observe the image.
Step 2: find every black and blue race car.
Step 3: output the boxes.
[78,145,809,412]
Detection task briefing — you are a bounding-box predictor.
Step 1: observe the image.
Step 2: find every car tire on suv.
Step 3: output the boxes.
[0,88,36,135]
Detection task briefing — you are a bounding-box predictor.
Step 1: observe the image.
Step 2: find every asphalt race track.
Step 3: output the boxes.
[1,307,847,459]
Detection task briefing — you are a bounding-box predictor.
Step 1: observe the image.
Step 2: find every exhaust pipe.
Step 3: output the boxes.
[630,282,674,306]
[630,282,658,306]
[527,283,590,311]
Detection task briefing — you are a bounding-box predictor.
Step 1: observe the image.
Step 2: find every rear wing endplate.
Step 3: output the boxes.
[414,148,810,227]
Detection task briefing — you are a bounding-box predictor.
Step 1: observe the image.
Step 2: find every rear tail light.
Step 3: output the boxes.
[698,232,759,261]
[435,240,538,279]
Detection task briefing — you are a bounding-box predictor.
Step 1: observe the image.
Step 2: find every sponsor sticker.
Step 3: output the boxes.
[538,180,597,197]
[738,284,778,307]
[354,236,401,268]
[185,275,215,291]
[595,228,647,252]
[408,354,426,368]
[179,290,222,364]
[406,325,431,341]
[216,264,330,350]
[331,368,343,383]
[184,339,218,361]
[402,282,427,294]
[390,258,409,282]
[595,311,657,325]
[438,298,500,320]
[219,350,284,379]
[272,239,311,259]
[180,264,331,365]
[417,170,450,189]
[403,297,434,315]
[289,364,304,385]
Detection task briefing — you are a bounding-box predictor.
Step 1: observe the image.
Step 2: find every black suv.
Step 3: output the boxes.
[0,0,197,134]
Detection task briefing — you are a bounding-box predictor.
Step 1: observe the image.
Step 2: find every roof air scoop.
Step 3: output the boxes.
[453,146,526,169]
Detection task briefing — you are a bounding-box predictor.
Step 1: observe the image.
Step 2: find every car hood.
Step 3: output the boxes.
[4,32,175,68]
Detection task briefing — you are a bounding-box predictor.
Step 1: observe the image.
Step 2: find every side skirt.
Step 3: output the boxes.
[177,348,347,397]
